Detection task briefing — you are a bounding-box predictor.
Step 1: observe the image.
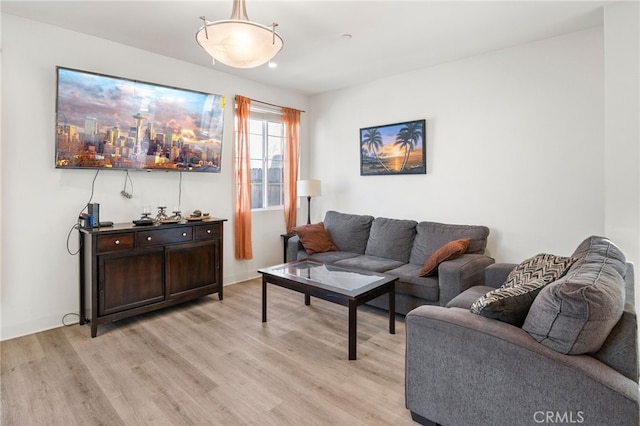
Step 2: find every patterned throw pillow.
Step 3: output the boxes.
[502,253,577,288]
[470,279,548,326]
[471,253,577,325]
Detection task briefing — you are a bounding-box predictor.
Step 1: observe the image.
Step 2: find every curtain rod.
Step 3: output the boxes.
[249,97,306,113]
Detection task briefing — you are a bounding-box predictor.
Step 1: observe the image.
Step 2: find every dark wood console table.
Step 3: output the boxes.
[79,218,226,337]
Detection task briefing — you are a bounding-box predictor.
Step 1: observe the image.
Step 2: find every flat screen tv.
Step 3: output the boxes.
[55,67,225,172]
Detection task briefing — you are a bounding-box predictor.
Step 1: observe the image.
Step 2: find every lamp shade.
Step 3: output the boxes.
[196,20,283,68]
[297,180,321,197]
[196,0,283,69]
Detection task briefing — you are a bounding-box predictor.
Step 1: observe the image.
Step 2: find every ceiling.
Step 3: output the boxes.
[1,1,607,95]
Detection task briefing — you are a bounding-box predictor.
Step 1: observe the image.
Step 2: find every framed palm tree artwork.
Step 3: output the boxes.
[360,119,426,176]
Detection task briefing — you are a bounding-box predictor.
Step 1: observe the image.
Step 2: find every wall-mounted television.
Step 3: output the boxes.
[55,67,225,172]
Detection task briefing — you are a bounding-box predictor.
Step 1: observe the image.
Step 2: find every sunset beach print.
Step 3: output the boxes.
[360,119,426,175]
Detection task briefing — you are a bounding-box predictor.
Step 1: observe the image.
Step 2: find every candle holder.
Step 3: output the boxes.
[140,206,152,220]
[133,206,155,226]
[155,205,169,222]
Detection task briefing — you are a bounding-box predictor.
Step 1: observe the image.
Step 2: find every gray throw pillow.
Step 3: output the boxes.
[470,279,547,326]
[503,253,577,288]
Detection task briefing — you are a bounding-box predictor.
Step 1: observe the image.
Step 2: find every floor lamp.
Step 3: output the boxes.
[297,180,321,224]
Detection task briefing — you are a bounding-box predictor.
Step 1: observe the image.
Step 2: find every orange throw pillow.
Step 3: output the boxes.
[293,222,339,254]
[419,238,471,277]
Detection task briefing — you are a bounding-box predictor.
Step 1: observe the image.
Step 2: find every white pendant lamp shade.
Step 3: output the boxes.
[196,0,283,69]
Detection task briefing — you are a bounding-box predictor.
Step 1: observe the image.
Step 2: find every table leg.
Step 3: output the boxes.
[305,293,311,305]
[262,277,267,323]
[348,301,357,360]
[78,230,85,326]
[389,285,396,334]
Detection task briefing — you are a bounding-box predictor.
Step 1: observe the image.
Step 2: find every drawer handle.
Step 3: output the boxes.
[182,232,187,237]
[207,230,212,234]
[147,236,152,241]
[115,240,120,245]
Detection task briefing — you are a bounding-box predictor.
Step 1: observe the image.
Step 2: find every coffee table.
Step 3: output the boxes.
[258,260,397,360]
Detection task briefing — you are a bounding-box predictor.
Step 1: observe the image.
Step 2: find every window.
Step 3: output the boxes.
[248,106,284,209]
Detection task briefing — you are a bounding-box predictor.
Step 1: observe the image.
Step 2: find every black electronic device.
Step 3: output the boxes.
[98,221,114,227]
[79,213,93,228]
[132,219,154,226]
[88,203,100,226]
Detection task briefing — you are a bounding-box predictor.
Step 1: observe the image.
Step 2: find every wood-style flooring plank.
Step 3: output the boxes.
[1,278,414,425]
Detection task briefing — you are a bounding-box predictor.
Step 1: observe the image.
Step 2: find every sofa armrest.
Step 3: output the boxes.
[437,254,495,306]
[405,306,639,426]
[286,235,304,262]
[484,262,518,288]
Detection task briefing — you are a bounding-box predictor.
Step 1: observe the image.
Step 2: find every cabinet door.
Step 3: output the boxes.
[166,240,219,298]
[98,249,165,316]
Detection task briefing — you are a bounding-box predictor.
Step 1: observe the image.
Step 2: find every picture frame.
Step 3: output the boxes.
[55,66,225,172]
[360,119,426,176]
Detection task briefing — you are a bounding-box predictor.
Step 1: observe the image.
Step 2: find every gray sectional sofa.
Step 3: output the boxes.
[405,236,639,426]
[286,210,495,314]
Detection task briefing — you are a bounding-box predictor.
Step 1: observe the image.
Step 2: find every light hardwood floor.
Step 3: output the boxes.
[1,278,415,425]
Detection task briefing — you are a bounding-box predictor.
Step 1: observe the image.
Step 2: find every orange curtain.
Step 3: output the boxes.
[234,95,253,259]
[283,107,301,234]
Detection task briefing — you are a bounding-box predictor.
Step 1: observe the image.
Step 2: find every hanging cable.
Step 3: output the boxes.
[121,169,133,199]
[61,312,80,326]
[66,170,100,255]
[178,171,183,209]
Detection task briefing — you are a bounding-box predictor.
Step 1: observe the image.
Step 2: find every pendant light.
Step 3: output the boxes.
[196,0,284,69]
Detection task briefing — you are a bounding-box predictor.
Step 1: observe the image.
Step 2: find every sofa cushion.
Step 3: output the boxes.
[323,211,374,254]
[409,222,489,265]
[522,236,627,355]
[292,222,339,254]
[334,255,404,273]
[301,251,360,263]
[365,217,417,262]
[570,234,628,275]
[386,263,440,302]
[470,278,548,326]
[419,238,470,277]
[593,264,638,381]
[594,309,639,382]
[446,286,496,309]
[502,253,577,288]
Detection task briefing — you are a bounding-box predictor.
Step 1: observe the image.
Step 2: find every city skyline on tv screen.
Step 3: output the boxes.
[55,67,225,172]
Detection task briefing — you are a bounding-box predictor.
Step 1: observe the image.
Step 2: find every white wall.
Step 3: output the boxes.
[604,2,640,285]
[309,29,608,263]
[0,14,308,340]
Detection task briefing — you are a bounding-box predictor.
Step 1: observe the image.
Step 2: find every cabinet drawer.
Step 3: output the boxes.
[97,233,134,253]
[195,223,221,241]
[137,227,193,247]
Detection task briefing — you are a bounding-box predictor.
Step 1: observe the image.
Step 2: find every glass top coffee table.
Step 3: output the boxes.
[258,260,397,360]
